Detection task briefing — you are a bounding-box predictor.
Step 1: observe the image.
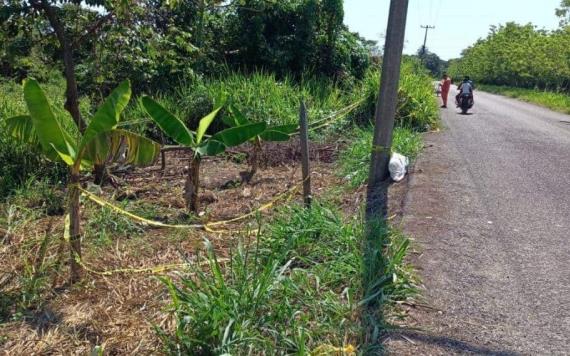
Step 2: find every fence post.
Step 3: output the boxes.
[161,150,166,173]
[299,100,312,208]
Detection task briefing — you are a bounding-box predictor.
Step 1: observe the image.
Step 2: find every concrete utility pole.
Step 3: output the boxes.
[365,0,409,221]
[420,25,435,58]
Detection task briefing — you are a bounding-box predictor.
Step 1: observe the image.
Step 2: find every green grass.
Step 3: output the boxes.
[150,63,437,352]
[84,204,144,247]
[480,84,570,114]
[158,202,418,354]
[351,61,440,131]
[339,126,424,189]
[123,70,352,142]
[1,62,436,351]
[8,178,66,217]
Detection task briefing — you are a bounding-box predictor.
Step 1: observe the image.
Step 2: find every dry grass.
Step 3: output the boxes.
[0,141,343,355]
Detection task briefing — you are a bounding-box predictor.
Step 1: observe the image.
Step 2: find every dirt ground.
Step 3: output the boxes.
[0,141,340,354]
[1,137,412,355]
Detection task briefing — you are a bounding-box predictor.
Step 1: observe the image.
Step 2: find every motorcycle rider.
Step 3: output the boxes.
[456,76,474,107]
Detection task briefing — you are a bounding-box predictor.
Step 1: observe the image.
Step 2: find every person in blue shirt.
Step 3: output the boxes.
[456,76,474,106]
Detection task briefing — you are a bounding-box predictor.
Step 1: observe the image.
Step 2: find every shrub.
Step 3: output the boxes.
[350,60,439,130]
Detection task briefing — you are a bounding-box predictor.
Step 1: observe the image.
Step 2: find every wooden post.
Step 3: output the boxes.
[161,150,166,173]
[299,101,312,207]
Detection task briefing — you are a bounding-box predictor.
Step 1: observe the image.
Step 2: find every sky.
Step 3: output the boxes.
[344,0,562,60]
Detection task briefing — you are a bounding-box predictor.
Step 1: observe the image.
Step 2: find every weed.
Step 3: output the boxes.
[350,61,440,130]
[158,238,292,354]
[9,178,65,216]
[85,204,144,246]
[479,84,570,114]
[158,201,419,354]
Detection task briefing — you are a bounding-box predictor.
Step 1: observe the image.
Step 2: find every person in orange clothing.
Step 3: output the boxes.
[440,73,452,108]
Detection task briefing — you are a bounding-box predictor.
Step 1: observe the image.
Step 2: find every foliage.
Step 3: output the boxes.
[221,0,370,82]
[353,60,440,130]
[124,70,352,143]
[416,48,448,78]
[142,95,266,211]
[158,203,361,354]
[0,78,80,199]
[8,79,159,170]
[0,1,57,81]
[1,0,373,96]
[556,0,570,27]
[448,23,570,91]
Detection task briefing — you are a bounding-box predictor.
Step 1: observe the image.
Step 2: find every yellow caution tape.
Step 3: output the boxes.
[63,215,229,276]
[78,184,299,232]
[311,344,356,355]
[308,99,366,129]
[80,187,203,229]
[73,252,229,276]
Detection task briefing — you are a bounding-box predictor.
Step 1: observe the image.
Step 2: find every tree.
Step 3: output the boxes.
[556,0,570,27]
[416,47,447,77]
[7,79,159,282]
[142,97,267,213]
[225,104,297,182]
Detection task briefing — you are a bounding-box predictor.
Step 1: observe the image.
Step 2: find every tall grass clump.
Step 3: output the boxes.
[158,200,418,353]
[351,60,439,130]
[159,203,362,354]
[125,71,351,137]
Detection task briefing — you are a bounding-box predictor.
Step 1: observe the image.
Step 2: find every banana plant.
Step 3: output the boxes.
[141,97,267,213]
[225,104,297,181]
[7,79,160,282]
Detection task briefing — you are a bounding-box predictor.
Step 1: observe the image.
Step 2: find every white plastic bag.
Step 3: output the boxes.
[389,152,409,182]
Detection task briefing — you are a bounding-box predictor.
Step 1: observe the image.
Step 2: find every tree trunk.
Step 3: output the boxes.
[93,163,106,186]
[184,156,201,213]
[39,0,86,132]
[244,139,261,183]
[68,172,82,283]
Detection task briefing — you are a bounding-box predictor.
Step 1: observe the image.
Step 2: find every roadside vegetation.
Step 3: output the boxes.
[448,22,570,90]
[449,2,570,109]
[1,0,438,353]
[477,84,570,114]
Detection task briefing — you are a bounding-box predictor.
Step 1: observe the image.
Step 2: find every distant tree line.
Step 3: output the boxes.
[1,0,376,98]
[448,2,570,91]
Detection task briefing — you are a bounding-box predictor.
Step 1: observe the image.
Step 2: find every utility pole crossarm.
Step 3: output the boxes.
[420,25,435,58]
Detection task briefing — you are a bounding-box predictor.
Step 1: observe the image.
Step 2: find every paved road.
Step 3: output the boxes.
[386,89,570,355]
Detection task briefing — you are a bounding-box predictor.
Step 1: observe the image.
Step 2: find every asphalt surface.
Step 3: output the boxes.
[386,89,570,355]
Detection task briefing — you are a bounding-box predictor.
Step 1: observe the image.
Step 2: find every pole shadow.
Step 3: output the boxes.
[384,329,521,356]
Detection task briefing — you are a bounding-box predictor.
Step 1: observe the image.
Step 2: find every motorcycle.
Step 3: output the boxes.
[457,93,474,114]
